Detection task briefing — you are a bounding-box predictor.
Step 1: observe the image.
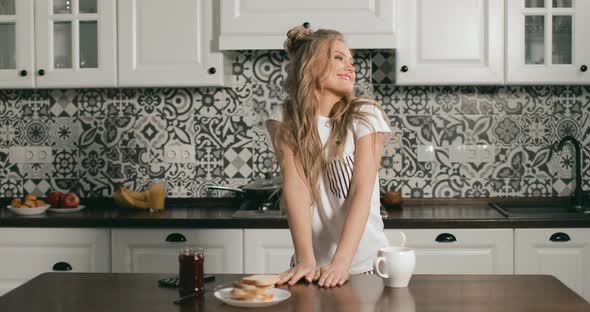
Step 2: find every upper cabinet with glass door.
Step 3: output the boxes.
[0,0,34,88]
[507,0,590,84]
[34,0,116,88]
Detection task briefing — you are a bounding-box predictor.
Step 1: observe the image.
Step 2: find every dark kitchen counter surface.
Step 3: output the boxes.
[1,273,588,311]
[1,197,589,228]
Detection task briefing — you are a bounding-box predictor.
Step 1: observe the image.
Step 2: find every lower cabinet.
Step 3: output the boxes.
[0,228,110,296]
[243,229,294,274]
[3,226,589,301]
[111,229,243,274]
[243,229,514,275]
[515,228,590,302]
[385,229,514,274]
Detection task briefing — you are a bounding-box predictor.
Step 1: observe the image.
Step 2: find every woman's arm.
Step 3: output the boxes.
[266,121,317,285]
[318,132,387,287]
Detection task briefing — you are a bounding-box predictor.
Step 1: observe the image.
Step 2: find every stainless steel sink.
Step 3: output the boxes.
[490,200,590,219]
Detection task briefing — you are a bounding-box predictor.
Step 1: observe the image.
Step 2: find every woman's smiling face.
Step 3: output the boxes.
[322,40,355,97]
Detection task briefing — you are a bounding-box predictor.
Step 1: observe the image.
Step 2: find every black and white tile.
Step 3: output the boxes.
[0,51,589,198]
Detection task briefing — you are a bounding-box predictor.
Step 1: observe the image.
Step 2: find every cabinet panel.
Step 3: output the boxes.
[385,229,513,274]
[111,229,243,274]
[34,0,117,87]
[515,228,590,302]
[244,229,294,274]
[219,0,395,49]
[0,0,34,88]
[118,0,229,87]
[507,0,590,84]
[396,0,504,84]
[0,228,110,296]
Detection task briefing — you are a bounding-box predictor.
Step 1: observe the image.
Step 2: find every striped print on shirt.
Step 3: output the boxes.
[326,154,354,199]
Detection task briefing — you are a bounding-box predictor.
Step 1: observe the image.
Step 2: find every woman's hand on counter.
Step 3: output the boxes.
[318,262,349,288]
[277,261,318,286]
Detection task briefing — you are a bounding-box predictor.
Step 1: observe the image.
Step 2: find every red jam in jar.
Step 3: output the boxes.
[178,247,205,295]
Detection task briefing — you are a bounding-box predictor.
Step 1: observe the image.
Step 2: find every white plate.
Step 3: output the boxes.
[48,205,85,213]
[7,204,50,215]
[214,287,291,308]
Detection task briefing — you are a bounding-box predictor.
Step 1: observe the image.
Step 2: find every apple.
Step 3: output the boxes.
[60,192,80,209]
[47,191,63,208]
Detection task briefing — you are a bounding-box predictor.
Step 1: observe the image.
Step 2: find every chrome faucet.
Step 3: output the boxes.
[556,135,585,211]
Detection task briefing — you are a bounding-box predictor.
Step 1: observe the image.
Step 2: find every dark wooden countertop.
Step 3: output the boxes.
[0,273,588,311]
[1,197,589,228]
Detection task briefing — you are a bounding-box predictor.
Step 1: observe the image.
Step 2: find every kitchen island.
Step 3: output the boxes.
[0,273,588,311]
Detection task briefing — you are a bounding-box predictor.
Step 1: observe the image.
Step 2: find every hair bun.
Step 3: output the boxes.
[283,25,314,55]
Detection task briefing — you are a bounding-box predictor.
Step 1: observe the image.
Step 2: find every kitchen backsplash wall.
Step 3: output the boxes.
[0,50,589,198]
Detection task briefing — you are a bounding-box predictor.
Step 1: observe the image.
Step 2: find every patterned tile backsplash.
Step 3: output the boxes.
[1,50,589,198]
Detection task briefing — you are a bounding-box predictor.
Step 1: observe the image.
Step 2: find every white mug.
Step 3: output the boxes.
[373,233,415,287]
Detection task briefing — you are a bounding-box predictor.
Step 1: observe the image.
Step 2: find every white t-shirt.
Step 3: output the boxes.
[268,104,391,274]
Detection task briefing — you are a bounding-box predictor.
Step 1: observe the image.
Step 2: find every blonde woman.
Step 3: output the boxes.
[267,24,391,288]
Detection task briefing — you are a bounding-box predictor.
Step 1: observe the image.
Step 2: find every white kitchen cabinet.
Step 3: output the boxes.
[0,228,110,296]
[111,229,243,274]
[244,229,294,274]
[218,0,395,50]
[118,0,231,87]
[396,0,504,85]
[507,0,590,84]
[385,229,513,274]
[0,0,34,88]
[515,228,590,302]
[34,0,117,88]
[0,0,117,88]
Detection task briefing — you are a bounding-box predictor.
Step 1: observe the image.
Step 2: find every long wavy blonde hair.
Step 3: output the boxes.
[273,25,387,206]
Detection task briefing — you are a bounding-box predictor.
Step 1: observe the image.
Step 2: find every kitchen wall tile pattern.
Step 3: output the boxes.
[1,50,589,198]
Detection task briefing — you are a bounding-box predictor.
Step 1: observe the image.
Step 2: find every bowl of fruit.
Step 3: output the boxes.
[46,191,85,213]
[7,195,50,215]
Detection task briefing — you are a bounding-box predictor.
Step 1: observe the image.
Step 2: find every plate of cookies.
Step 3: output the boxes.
[214,275,290,308]
[7,195,50,215]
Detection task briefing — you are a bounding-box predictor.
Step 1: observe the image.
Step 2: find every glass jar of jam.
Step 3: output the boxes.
[178,247,205,295]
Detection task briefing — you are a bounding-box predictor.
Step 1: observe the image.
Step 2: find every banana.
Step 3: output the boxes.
[113,186,150,209]
[113,187,130,208]
[120,187,151,209]
[113,184,166,210]
[122,187,151,202]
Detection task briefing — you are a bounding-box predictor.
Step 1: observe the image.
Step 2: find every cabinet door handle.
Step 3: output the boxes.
[435,233,457,243]
[549,232,570,242]
[19,70,27,77]
[580,65,588,72]
[38,69,45,76]
[52,262,73,271]
[165,233,187,242]
[208,67,216,74]
[401,65,409,72]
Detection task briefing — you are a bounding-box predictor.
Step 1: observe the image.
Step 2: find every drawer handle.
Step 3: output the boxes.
[549,232,570,242]
[52,262,72,271]
[435,233,456,243]
[165,233,187,242]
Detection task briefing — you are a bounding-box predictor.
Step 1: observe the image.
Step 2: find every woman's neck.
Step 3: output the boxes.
[316,91,342,118]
